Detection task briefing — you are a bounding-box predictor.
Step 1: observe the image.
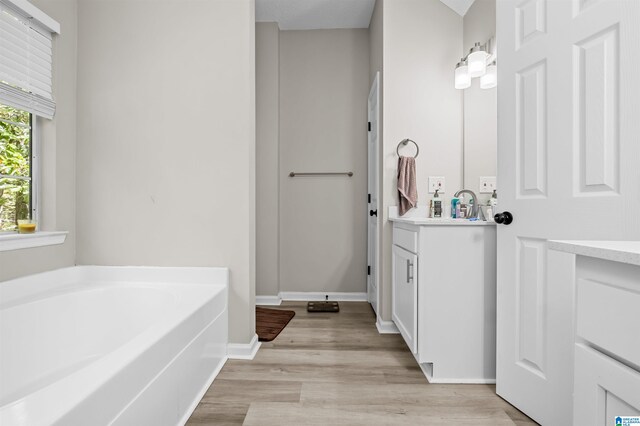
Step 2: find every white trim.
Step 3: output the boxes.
[178,356,227,426]
[278,292,368,302]
[2,0,61,34]
[256,295,282,306]
[31,113,39,224]
[376,318,400,334]
[256,292,369,304]
[418,362,495,384]
[427,378,496,384]
[0,231,67,252]
[227,334,261,360]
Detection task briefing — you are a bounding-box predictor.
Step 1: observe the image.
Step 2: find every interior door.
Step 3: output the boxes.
[368,72,380,314]
[496,0,640,424]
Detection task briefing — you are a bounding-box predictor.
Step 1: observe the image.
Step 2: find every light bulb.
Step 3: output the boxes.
[467,42,488,78]
[454,60,470,90]
[480,62,497,89]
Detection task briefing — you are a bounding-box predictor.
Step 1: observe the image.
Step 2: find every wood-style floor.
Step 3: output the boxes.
[187,302,537,425]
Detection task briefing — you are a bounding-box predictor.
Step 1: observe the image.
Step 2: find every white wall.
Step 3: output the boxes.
[256,22,280,297]
[378,0,463,321]
[369,0,383,86]
[75,0,256,344]
[463,0,497,204]
[0,0,77,282]
[278,29,369,294]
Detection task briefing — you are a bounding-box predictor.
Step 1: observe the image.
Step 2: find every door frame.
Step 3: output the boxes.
[367,72,380,317]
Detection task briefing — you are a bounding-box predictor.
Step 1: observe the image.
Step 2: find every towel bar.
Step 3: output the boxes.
[289,172,353,177]
[396,139,419,158]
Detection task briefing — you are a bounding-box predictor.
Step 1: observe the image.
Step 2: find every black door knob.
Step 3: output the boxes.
[369,210,378,217]
[494,211,513,225]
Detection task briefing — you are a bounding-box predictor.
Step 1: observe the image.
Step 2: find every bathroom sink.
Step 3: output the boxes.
[389,217,495,226]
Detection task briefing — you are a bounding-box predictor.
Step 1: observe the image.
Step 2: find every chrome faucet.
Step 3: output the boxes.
[454,189,479,219]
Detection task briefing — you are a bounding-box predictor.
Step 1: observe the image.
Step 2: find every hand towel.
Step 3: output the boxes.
[397,156,417,216]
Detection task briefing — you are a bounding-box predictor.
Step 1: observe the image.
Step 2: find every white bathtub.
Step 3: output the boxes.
[0,266,228,426]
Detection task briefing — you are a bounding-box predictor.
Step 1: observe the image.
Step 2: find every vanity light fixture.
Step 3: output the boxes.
[454,59,471,90]
[467,42,488,77]
[480,61,497,89]
[454,37,496,90]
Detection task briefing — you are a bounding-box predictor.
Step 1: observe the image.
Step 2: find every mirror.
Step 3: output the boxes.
[462,0,497,204]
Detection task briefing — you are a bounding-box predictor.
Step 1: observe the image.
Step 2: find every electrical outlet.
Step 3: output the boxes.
[428,176,445,193]
[479,176,497,193]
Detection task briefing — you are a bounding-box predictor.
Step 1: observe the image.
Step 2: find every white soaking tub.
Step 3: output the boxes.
[0,266,228,426]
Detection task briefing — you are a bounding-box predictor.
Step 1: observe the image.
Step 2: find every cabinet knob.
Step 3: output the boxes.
[369,210,378,217]
[494,211,514,225]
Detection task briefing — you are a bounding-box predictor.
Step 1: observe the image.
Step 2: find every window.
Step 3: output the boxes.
[0,1,58,232]
[0,103,35,232]
[0,1,61,248]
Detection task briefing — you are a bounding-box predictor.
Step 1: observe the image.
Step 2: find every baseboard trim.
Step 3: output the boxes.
[427,377,497,384]
[419,362,495,384]
[227,334,261,360]
[376,318,400,334]
[255,295,282,306]
[256,292,368,304]
[279,291,368,302]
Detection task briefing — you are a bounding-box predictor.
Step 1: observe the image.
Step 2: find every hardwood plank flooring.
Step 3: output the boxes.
[243,403,516,425]
[187,302,537,425]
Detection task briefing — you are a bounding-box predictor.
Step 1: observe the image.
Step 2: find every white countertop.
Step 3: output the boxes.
[548,240,640,267]
[389,216,496,226]
[389,206,496,226]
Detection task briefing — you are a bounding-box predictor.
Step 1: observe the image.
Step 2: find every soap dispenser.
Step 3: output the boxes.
[433,189,442,218]
[490,190,498,208]
[487,190,498,222]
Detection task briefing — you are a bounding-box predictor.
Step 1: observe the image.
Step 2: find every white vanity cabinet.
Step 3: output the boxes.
[390,216,497,383]
[549,241,640,425]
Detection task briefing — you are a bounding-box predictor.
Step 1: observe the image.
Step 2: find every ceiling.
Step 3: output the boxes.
[439,0,476,16]
[255,0,476,31]
[256,0,376,30]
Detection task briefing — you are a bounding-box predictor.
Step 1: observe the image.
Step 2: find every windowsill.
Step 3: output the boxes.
[0,231,68,252]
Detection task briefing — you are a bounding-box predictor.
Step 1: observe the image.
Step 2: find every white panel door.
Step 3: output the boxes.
[368,72,380,314]
[496,0,640,424]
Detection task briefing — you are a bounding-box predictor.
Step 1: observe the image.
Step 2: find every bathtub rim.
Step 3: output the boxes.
[0,265,229,426]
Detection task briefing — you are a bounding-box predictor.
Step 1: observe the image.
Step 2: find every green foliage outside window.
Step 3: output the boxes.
[0,104,32,231]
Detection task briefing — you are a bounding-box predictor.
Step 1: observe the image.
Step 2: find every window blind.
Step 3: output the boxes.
[0,0,57,119]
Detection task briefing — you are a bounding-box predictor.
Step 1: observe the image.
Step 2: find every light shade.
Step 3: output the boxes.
[455,61,471,90]
[480,62,497,89]
[468,42,488,78]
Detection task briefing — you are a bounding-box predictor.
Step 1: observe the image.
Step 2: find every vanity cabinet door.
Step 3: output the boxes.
[392,245,418,354]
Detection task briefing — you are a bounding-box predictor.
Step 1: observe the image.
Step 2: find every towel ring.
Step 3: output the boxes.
[396,139,419,158]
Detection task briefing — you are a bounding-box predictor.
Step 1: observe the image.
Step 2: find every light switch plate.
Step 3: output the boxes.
[479,176,497,193]
[428,176,445,193]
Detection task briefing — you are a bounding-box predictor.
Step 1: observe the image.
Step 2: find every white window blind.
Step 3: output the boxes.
[0,0,59,119]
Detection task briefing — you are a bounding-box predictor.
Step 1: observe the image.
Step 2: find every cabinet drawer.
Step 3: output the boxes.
[393,227,418,253]
[577,278,640,367]
[574,344,640,424]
